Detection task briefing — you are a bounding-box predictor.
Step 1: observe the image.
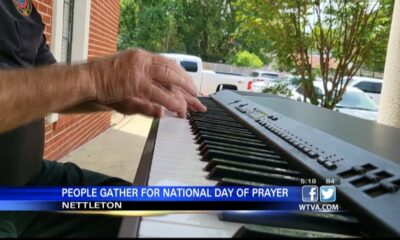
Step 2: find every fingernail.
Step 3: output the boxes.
[159,109,165,118]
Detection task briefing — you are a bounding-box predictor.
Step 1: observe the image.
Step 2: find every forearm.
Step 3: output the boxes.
[0,64,95,133]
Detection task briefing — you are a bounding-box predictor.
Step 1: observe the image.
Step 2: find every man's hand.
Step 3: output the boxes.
[85,49,207,118]
[0,49,207,133]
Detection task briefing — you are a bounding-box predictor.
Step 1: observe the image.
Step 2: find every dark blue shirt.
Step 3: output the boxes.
[0,0,56,185]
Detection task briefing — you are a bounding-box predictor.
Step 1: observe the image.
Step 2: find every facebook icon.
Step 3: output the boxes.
[302,185,319,202]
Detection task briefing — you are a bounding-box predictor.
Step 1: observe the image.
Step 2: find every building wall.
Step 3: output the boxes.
[33,0,53,45]
[88,0,120,59]
[33,0,121,160]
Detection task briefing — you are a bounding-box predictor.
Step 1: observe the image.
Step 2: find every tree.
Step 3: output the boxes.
[118,0,184,52]
[262,82,292,97]
[118,0,240,62]
[229,51,264,67]
[175,0,238,62]
[362,0,394,73]
[236,0,393,109]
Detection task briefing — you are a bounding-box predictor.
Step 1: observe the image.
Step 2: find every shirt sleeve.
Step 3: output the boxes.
[35,34,57,66]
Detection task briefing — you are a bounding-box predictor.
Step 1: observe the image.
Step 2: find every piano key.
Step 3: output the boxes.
[192,125,252,135]
[207,165,300,185]
[196,133,265,146]
[189,111,231,118]
[191,121,245,130]
[139,219,240,238]
[232,224,360,238]
[219,211,361,235]
[143,212,242,234]
[204,158,301,177]
[201,149,289,168]
[189,115,238,123]
[198,140,276,154]
[200,145,283,161]
[147,176,217,186]
[194,128,255,139]
[216,178,271,187]
[189,118,244,128]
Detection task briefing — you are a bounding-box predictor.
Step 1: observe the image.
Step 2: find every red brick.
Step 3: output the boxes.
[38,0,118,160]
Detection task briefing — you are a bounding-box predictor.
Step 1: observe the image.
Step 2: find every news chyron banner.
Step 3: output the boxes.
[0,186,340,212]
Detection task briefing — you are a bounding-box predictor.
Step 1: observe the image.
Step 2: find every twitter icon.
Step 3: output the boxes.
[320,186,336,202]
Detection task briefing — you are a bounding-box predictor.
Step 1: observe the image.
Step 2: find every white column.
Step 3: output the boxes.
[71,0,91,63]
[378,0,400,128]
[50,0,64,61]
[47,0,65,123]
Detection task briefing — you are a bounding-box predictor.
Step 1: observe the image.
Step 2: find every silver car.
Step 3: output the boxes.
[291,81,379,121]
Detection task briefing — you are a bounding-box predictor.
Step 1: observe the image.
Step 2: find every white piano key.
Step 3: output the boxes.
[139,219,240,238]
[138,115,243,237]
[144,212,242,231]
[146,178,216,186]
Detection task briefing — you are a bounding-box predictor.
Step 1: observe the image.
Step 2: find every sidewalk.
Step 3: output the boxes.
[59,112,153,183]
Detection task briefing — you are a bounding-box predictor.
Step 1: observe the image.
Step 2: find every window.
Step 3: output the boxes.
[354,82,374,93]
[61,0,74,64]
[372,82,382,94]
[250,72,259,77]
[180,61,198,72]
[261,73,279,80]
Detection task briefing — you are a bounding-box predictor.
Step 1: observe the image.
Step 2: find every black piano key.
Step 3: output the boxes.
[204,158,300,177]
[196,134,268,149]
[202,150,288,168]
[189,111,231,118]
[216,178,271,187]
[189,114,237,122]
[198,140,276,155]
[191,122,245,131]
[192,123,253,133]
[207,165,300,185]
[192,124,250,134]
[194,128,255,139]
[200,145,283,161]
[222,212,361,237]
[190,118,243,128]
[196,133,264,145]
[232,224,361,238]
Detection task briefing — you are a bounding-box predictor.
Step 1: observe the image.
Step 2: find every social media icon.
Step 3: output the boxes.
[320,186,336,202]
[302,185,318,202]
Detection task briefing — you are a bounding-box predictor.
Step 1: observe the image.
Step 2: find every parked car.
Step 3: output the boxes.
[251,75,302,93]
[348,76,382,105]
[291,81,378,121]
[162,53,252,95]
[249,71,279,84]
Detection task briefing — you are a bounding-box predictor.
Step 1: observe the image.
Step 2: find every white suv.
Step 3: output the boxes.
[348,76,382,105]
[249,71,280,92]
[249,71,279,83]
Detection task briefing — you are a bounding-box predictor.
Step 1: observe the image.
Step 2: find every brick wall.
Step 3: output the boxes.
[88,0,120,59]
[33,0,121,160]
[33,0,52,44]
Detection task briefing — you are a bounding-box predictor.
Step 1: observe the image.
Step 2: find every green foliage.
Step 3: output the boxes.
[229,51,264,68]
[362,0,394,72]
[235,0,393,109]
[118,0,242,62]
[118,0,184,53]
[262,82,292,97]
[118,0,392,107]
[175,0,238,62]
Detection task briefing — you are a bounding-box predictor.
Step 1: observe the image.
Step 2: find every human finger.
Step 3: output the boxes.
[107,97,164,118]
[148,57,197,96]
